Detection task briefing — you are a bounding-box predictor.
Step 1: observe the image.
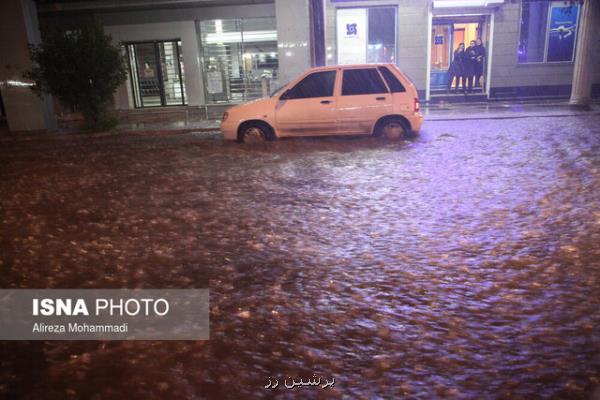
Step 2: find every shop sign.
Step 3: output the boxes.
[337,8,367,64]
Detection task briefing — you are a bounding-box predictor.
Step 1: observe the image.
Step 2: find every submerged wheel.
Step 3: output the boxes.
[374,117,409,140]
[238,121,274,144]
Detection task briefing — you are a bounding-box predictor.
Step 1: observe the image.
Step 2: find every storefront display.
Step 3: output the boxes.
[336,6,397,65]
[200,18,279,104]
[518,1,580,63]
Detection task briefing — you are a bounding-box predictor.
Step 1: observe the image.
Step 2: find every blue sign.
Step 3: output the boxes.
[434,35,444,45]
[547,4,579,62]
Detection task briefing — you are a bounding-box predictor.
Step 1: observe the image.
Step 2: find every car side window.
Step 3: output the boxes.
[378,66,406,93]
[342,68,389,96]
[281,71,336,100]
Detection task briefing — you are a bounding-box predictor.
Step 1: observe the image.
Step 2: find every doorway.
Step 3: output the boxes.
[430,15,490,97]
[125,40,187,108]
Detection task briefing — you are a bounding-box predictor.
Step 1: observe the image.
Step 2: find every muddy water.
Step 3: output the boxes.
[1,115,600,399]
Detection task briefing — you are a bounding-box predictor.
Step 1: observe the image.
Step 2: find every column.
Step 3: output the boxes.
[0,0,55,132]
[275,0,312,85]
[569,0,598,106]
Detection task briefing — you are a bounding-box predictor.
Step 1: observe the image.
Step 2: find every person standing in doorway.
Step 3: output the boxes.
[474,38,486,88]
[464,40,477,93]
[447,43,466,94]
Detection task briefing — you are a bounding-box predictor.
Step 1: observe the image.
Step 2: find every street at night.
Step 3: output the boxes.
[2,112,600,399]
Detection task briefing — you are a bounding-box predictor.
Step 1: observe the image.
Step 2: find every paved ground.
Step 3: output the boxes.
[1,112,600,399]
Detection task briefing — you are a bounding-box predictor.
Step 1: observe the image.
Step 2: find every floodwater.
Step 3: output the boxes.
[1,115,600,399]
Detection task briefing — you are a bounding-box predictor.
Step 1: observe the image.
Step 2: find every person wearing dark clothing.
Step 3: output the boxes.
[464,40,478,93]
[447,43,466,94]
[474,38,486,88]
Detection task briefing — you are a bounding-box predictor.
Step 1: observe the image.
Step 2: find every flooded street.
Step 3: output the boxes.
[2,114,600,399]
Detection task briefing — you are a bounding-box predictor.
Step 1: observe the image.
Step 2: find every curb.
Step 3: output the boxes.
[424,111,600,122]
[122,127,220,136]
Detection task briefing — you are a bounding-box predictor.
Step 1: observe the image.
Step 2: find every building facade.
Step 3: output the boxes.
[325,0,599,101]
[1,0,599,131]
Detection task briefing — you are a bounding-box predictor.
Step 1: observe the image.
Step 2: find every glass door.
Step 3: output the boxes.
[430,24,453,90]
[158,41,186,105]
[125,40,187,108]
[134,43,162,107]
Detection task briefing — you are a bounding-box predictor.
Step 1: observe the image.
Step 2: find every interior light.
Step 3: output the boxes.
[205,30,277,44]
[433,0,505,8]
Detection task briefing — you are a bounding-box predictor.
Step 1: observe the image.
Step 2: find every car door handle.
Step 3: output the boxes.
[320,100,332,104]
[376,97,386,101]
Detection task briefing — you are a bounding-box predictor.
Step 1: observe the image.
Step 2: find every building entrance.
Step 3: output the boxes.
[430,15,490,97]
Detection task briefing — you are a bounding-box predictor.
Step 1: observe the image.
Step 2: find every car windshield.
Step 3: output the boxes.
[270,82,289,97]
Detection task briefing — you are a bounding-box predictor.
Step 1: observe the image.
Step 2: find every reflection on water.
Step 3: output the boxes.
[1,115,600,399]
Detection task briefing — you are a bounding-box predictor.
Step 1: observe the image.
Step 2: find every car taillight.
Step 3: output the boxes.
[222,112,229,122]
[414,98,420,112]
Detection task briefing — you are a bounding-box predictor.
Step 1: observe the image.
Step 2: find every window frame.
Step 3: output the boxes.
[124,39,187,108]
[280,70,338,100]
[335,5,399,65]
[341,67,390,96]
[517,0,581,65]
[377,66,406,93]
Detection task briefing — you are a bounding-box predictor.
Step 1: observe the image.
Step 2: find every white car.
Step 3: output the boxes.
[221,63,423,143]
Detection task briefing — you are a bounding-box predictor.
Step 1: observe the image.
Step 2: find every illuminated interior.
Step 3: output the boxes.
[430,15,490,94]
[200,18,279,104]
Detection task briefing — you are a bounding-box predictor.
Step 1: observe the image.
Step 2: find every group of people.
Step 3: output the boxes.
[447,39,486,94]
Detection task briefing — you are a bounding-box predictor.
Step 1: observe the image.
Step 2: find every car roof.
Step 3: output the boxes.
[307,63,396,72]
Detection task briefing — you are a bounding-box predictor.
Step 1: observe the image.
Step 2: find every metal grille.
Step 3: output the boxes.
[200,18,279,104]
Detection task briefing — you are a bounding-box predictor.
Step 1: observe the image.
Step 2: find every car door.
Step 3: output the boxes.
[275,70,338,137]
[337,67,393,135]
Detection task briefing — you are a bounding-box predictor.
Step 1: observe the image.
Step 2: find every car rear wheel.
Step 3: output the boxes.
[239,122,274,144]
[375,117,408,140]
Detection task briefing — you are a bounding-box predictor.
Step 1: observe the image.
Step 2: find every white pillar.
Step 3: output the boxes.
[569,0,597,106]
[275,0,312,85]
[0,0,56,131]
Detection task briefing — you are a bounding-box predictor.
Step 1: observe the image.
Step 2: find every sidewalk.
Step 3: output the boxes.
[1,100,599,141]
[422,99,600,121]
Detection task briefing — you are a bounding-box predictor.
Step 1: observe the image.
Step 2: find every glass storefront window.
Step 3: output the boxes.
[367,7,396,63]
[200,18,279,104]
[518,2,550,63]
[546,3,580,62]
[337,7,397,65]
[125,40,186,107]
[518,1,580,63]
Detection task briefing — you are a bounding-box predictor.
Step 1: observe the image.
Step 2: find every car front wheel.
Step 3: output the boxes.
[238,122,274,144]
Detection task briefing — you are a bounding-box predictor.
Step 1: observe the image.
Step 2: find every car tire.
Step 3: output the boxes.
[374,117,409,140]
[238,121,275,143]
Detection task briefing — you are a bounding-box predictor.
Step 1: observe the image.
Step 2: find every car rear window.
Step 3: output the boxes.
[342,68,388,96]
[282,71,336,99]
[378,66,406,93]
